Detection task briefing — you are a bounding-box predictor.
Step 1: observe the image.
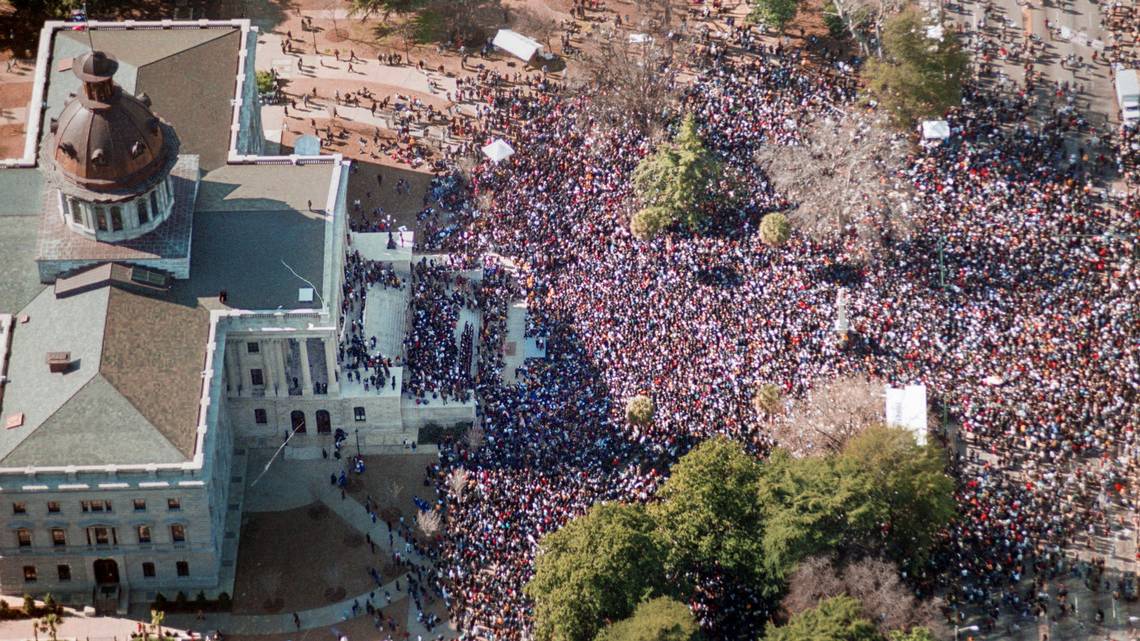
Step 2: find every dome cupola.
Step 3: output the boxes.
[47,50,181,243]
[51,51,172,192]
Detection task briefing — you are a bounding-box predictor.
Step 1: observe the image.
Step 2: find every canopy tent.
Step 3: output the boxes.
[492,29,543,62]
[629,33,653,44]
[481,139,516,163]
[921,120,951,141]
[885,384,928,445]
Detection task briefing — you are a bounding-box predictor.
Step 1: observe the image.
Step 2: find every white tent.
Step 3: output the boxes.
[921,120,950,141]
[481,139,516,163]
[492,29,543,62]
[885,384,928,445]
[629,33,653,44]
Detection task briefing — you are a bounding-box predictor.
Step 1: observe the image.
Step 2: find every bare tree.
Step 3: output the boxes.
[383,478,405,510]
[416,509,444,538]
[753,383,785,417]
[258,568,282,598]
[771,374,883,457]
[755,110,916,260]
[826,0,907,57]
[579,29,684,135]
[464,423,486,453]
[782,556,949,637]
[511,6,560,50]
[633,0,680,56]
[322,562,342,589]
[448,467,470,503]
[781,555,847,616]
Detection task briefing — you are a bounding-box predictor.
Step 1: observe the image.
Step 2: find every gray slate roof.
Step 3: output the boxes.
[52,27,239,171]
[0,284,208,467]
[167,163,335,311]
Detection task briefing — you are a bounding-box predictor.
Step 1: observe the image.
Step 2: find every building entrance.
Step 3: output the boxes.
[93,558,119,584]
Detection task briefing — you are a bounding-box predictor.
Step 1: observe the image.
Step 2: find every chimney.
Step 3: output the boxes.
[46,352,72,373]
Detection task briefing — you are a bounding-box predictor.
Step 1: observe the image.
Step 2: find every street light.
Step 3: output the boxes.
[954,624,979,640]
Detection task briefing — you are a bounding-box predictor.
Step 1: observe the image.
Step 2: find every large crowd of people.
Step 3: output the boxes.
[419,40,1135,641]
[328,3,1140,640]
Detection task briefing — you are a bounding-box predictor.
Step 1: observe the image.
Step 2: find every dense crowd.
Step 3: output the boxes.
[403,258,477,403]
[433,54,1134,641]
[339,250,403,392]
[342,9,1140,641]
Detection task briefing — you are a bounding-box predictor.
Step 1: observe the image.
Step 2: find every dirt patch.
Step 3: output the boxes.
[226,600,411,641]
[231,503,381,614]
[346,453,437,526]
[344,160,438,232]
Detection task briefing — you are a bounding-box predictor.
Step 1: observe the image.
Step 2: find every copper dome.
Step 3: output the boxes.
[51,51,172,193]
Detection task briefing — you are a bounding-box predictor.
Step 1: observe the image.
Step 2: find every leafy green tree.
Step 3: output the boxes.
[594,597,701,641]
[349,0,422,19]
[759,213,792,247]
[150,609,165,641]
[768,596,883,641]
[255,71,275,95]
[887,628,938,641]
[863,8,968,126]
[650,437,768,589]
[758,450,851,580]
[631,114,724,238]
[748,0,799,32]
[833,426,955,574]
[37,613,60,641]
[527,503,668,641]
[626,395,656,426]
[630,207,673,241]
[753,383,784,416]
[760,426,953,577]
[8,0,77,19]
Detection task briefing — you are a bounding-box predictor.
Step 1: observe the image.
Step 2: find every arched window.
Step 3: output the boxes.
[316,410,331,434]
[137,198,149,225]
[110,206,123,231]
[68,198,83,226]
[290,410,306,433]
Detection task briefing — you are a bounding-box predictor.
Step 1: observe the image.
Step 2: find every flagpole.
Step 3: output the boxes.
[84,0,93,51]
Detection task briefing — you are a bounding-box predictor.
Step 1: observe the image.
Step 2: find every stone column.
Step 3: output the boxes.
[224,341,241,397]
[259,340,278,396]
[298,337,314,396]
[276,340,290,396]
[323,337,339,396]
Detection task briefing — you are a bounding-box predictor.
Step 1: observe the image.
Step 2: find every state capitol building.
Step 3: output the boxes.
[0,19,473,612]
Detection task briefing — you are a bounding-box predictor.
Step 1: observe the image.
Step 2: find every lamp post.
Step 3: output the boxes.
[355,427,361,457]
[954,624,979,640]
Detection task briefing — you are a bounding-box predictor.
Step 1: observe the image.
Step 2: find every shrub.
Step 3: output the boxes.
[255,70,275,94]
[753,383,784,416]
[760,212,791,247]
[216,592,232,610]
[174,592,188,608]
[625,395,655,426]
[23,594,35,616]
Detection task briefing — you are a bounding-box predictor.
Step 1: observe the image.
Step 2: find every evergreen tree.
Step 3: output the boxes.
[594,598,701,641]
[527,503,668,641]
[863,8,968,126]
[631,114,724,238]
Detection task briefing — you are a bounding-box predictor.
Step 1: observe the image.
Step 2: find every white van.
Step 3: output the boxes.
[1117,69,1140,126]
